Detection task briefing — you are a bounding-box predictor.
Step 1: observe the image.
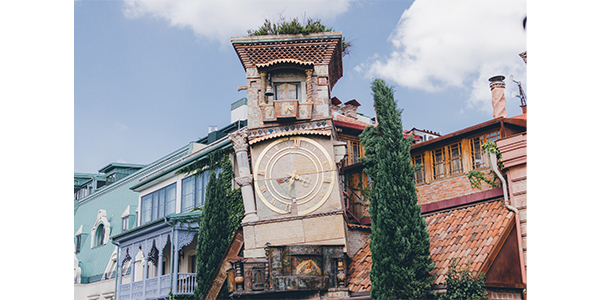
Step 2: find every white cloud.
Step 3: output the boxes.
[363,0,526,112]
[114,121,128,132]
[122,0,355,45]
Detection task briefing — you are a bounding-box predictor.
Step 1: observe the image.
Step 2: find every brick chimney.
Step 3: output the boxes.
[489,75,508,119]
[341,99,361,119]
[331,97,342,113]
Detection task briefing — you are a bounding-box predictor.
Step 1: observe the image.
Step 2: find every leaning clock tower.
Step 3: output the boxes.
[228,32,349,259]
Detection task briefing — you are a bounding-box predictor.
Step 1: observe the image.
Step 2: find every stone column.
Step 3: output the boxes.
[172,231,180,292]
[157,253,163,277]
[260,71,267,104]
[228,128,259,223]
[143,256,149,280]
[305,69,313,102]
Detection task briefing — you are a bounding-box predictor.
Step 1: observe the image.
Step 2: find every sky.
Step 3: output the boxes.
[74,0,526,173]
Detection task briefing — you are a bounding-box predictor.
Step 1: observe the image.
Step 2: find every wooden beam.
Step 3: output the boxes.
[203,229,245,300]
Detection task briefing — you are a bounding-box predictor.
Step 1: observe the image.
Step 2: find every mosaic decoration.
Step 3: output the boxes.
[292,256,322,276]
[247,120,332,144]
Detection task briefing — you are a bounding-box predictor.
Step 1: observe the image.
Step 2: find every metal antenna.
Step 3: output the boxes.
[509,75,527,108]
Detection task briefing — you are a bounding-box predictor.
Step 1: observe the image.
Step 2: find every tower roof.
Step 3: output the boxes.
[231,32,344,87]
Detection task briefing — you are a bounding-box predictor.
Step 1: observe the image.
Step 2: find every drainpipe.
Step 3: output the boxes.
[111,239,120,300]
[489,152,527,299]
[165,217,176,298]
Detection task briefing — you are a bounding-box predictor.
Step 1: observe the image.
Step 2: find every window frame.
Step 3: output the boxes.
[412,153,426,184]
[448,142,464,175]
[76,234,82,253]
[94,223,105,248]
[141,182,177,225]
[469,130,501,171]
[274,82,300,101]
[181,171,210,213]
[338,135,365,166]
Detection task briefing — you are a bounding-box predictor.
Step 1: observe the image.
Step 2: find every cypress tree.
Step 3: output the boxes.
[194,153,235,299]
[359,79,434,300]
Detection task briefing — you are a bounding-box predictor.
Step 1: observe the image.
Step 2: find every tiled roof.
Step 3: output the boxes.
[347,241,372,293]
[346,199,514,291]
[231,33,343,87]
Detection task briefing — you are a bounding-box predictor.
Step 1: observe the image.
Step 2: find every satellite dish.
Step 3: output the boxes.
[511,90,518,98]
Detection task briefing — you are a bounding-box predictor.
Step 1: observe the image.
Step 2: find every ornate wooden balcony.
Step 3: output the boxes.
[117,273,195,300]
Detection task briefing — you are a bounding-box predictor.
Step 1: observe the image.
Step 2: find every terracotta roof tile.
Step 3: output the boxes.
[346,199,513,292]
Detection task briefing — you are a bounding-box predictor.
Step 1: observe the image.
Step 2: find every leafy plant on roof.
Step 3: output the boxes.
[248,16,352,56]
[436,260,488,300]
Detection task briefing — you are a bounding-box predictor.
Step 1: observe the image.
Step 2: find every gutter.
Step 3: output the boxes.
[110,239,120,300]
[489,152,527,293]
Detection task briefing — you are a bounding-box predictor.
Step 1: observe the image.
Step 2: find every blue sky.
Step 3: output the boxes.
[74,0,527,173]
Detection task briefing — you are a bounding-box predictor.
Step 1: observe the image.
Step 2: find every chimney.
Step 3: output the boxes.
[489,75,508,119]
[331,97,342,113]
[341,99,361,119]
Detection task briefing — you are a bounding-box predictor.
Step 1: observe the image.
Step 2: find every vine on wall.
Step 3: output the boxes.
[467,142,503,190]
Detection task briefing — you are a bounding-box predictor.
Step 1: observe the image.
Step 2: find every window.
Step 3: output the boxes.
[432,148,446,179]
[275,83,299,100]
[412,154,425,184]
[486,130,500,143]
[448,142,463,175]
[95,224,105,248]
[122,216,129,231]
[338,136,364,166]
[141,183,176,224]
[106,174,116,186]
[76,235,82,253]
[470,130,500,170]
[91,210,110,249]
[432,142,463,179]
[182,171,210,212]
[470,136,486,169]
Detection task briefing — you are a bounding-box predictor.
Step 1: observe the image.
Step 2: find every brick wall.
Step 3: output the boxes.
[416,172,497,206]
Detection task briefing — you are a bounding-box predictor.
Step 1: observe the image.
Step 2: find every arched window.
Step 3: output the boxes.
[91,209,110,249]
[95,224,105,248]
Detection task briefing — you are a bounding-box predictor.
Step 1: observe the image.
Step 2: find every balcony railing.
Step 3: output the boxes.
[118,273,196,300]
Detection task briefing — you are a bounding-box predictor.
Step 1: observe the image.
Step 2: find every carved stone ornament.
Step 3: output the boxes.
[234,175,253,187]
[228,128,249,154]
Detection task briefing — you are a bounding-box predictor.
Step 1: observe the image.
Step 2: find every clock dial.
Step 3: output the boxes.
[254,136,336,215]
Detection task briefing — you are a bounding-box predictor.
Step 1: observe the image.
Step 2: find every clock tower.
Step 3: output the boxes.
[229,32,348,258]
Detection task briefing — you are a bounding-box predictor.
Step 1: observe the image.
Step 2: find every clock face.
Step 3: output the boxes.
[254,136,336,215]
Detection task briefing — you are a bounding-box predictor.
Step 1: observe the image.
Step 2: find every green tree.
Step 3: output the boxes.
[438,260,488,300]
[191,151,244,299]
[247,17,351,56]
[359,79,434,300]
